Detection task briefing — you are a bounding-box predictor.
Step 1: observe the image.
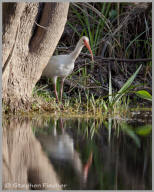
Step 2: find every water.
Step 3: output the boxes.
[2,110,152,190]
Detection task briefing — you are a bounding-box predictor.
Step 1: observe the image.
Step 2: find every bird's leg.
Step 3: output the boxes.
[54,83,59,102]
[60,77,65,102]
[53,77,59,102]
[83,152,93,183]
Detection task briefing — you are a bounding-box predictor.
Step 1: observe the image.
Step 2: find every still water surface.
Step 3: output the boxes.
[3,110,152,190]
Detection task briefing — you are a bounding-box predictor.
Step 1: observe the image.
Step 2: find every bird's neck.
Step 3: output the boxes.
[70,41,84,61]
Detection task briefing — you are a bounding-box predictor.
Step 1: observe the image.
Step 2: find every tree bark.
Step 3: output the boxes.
[2,2,69,112]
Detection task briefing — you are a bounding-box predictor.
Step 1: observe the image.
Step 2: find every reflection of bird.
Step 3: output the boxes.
[37,118,93,185]
[42,36,94,102]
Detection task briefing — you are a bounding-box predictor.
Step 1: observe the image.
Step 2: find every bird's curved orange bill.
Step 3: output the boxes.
[84,40,94,61]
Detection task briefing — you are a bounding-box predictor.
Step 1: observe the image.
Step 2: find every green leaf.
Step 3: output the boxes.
[101,99,108,111]
[125,30,147,54]
[121,123,141,148]
[135,125,152,136]
[109,70,112,104]
[113,64,142,104]
[135,90,152,101]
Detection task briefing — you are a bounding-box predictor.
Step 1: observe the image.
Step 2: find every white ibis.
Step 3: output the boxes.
[37,117,93,185]
[42,36,94,102]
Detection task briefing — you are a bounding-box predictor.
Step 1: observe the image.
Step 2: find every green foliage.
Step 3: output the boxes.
[135,90,152,101]
[121,123,141,148]
[125,30,149,56]
[68,2,152,61]
[68,3,112,56]
[107,65,142,110]
[108,69,112,104]
[113,65,142,104]
[30,3,151,116]
[32,85,52,102]
[135,125,152,136]
[32,64,142,116]
[33,116,151,148]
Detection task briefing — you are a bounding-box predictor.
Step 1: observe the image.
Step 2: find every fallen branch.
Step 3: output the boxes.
[65,79,106,97]
[79,53,152,63]
[99,57,152,63]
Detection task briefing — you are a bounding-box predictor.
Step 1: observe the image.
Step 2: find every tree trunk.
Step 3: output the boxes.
[2,2,69,112]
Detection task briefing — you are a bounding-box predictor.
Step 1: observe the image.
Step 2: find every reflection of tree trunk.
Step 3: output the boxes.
[2,117,62,190]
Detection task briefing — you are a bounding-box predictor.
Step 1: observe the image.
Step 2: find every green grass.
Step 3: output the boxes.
[30,63,151,118]
[3,3,151,116]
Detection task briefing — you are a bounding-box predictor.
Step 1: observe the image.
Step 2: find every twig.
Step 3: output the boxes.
[99,57,151,63]
[34,21,48,30]
[79,53,152,63]
[65,79,106,96]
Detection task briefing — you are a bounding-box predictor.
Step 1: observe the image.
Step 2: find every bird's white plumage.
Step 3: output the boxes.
[42,36,91,81]
[41,36,93,101]
[42,55,74,79]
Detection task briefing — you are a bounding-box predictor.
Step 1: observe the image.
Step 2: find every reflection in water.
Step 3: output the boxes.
[2,113,152,190]
[37,118,93,189]
[2,117,61,190]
